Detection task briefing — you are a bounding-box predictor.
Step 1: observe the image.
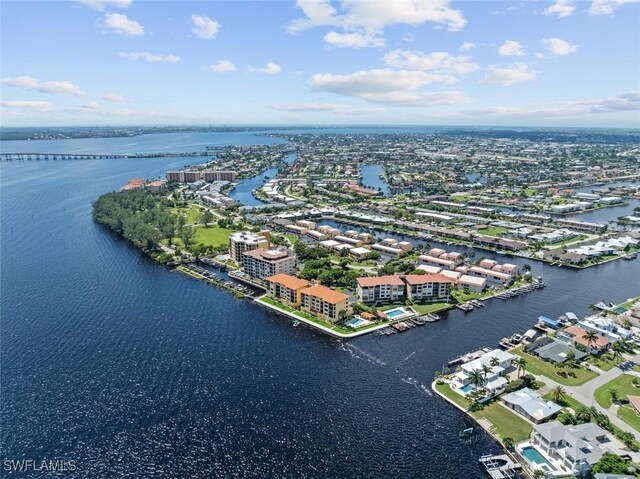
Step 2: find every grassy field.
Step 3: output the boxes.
[617,406,640,432]
[193,226,232,246]
[480,226,507,237]
[512,346,599,386]
[594,374,640,408]
[434,383,533,441]
[473,402,533,442]
[588,353,622,371]
[450,288,486,303]
[621,296,640,309]
[542,392,585,413]
[170,204,203,224]
[411,302,452,314]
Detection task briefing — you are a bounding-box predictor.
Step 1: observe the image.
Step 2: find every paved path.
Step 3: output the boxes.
[536,353,640,437]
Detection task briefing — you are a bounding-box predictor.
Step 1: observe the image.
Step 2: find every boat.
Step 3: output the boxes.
[292,320,300,327]
[623,253,637,260]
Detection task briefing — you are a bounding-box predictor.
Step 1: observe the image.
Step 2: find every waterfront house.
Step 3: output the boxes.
[300,284,350,322]
[560,325,610,354]
[467,266,513,286]
[453,349,515,397]
[349,247,372,260]
[578,316,634,342]
[266,274,311,306]
[502,388,561,423]
[356,275,405,305]
[403,274,452,303]
[525,336,587,364]
[417,255,458,270]
[527,421,614,476]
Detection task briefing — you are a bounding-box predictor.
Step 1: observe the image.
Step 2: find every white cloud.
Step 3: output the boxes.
[383,50,479,77]
[463,91,640,117]
[102,92,125,102]
[288,0,467,40]
[589,0,640,15]
[542,37,578,56]
[402,33,415,42]
[0,101,55,113]
[103,13,145,37]
[498,40,525,57]
[543,0,575,18]
[460,41,476,51]
[309,68,468,106]
[209,60,237,73]
[480,63,538,85]
[82,101,101,110]
[1,76,85,97]
[324,31,385,48]
[118,51,181,63]
[76,0,131,11]
[250,62,282,74]
[190,14,220,39]
[271,103,383,115]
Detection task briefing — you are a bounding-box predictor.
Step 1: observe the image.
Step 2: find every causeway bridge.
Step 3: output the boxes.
[0,151,215,161]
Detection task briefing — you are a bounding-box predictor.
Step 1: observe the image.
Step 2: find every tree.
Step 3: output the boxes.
[490,357,500,367]
[532,470,547,479]
[502,437,515,450]
[514,357,527,378]
[582,331,598,352]
[180,226,196,248]
[200,208,214,227]
[591,452,632,475]
[550,386,567,403]
[609,388,620,404]
[469,369,485,389]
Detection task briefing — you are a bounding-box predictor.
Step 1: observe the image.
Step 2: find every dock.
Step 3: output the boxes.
[479,454,522,479]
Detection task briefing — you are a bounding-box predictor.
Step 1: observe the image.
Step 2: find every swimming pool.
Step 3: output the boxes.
[385,307,412,319]
[521,446,556,472]
[460,384,474,393]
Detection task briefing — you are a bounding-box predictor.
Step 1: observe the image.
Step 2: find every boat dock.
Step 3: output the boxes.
[478,454,523,479]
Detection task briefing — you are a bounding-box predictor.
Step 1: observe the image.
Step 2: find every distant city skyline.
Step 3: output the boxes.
[1,0,639,127]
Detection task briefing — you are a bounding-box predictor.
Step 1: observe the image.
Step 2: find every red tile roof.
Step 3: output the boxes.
[266,273,310,290]
[404,274,454,285]
[300,284,349,304]
[357,275,405,287]
[564,325,610,349]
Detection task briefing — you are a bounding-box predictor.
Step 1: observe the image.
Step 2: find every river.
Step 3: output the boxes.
[1,130,639,478]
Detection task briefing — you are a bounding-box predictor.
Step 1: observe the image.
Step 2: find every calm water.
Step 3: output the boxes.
[360,164,390,196]
[2,131,639,479]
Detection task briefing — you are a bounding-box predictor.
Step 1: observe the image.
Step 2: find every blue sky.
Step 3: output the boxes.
[1,0,639,127]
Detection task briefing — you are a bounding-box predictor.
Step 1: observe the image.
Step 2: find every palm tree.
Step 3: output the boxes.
[469,369,485,389]
[490,357,500,367]
[550,386,567,403]
[582,331,598,352]
[533,470,547,479]
[502,437,515,450]
[482,364,492,379]
[514,357,527,378]
[609,388,620,404]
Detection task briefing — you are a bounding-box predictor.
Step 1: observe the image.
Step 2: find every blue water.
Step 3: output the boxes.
[460,385,474,393]
[360,164,389,196]
[2,129,640,478]
[228,166,279,206]
[386,308,406,319]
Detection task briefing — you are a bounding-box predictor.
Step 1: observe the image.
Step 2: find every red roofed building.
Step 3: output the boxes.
[563,325,610,354]
[356,275,405,305]
[404,274,453,303]
[266,274,310,306]
[300,284,349,322]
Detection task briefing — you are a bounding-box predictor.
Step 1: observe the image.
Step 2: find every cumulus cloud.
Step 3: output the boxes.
[209,60,237,73]
[118,51,181,63]
[102,92,125,102]
[249,62,282,74]
[460,41,476,51]
[0,101,55,113]
[103,13,145,37]
[190,14,220,39]
[498,40,525,57]
[543,0,575,18]
[309,68,468,106]
[480,63,538,85]
[1,76,85,97]
[288,0,467,49]
[81,101,101,110]
[324,31,385,48]
[383,50,479,78]
[542,37,578,56]
[589,0,640,15]
[76,0,131,10]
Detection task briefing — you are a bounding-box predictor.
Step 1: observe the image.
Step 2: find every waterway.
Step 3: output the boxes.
[360,164,390,196]
[1,130,639,478]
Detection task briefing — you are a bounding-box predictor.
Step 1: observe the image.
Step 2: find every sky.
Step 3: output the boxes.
[1,0,639,128]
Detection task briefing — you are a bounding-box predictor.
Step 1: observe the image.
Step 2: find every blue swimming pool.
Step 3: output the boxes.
[386,308,407,319]
[521,446,555,472]
[460,384,474,393]
[347,318,365,327]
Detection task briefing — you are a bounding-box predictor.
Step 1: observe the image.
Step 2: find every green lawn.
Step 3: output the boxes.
[473,401,533,442]
[434,383,532,442]
[480,226,507,237]
[589,353,623,371]
[542,392,585,413]
[512,346,599,386]
[450,288,486,303]
[410,302,452,314]
[193,226,232,246]
[594,374,640,408]
[170,204,203,224]
[617,406,640,432]
[621,296,640,310]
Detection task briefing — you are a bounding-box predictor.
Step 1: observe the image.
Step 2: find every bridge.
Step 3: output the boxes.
[0,151,216,161]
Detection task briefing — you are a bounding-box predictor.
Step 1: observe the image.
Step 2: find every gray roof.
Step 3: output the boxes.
[529,337,586,364]
[502,388,562,421]
[534,421,609,465]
